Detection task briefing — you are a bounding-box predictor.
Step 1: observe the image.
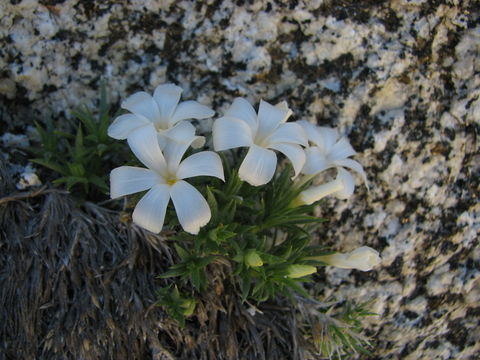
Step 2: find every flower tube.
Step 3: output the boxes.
[294,168,355,206]
[308,246,381,272]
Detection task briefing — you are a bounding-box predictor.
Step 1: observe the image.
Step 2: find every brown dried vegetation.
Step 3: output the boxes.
[0,162,308,360]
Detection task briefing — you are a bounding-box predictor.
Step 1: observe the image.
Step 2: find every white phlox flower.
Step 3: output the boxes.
[293,120,368,205]
[110,126,224,235]
[309,246,381,272]
[297,167,355,205]
[107,83,214,149]
[213,98,307,186]
[298,120,368,187]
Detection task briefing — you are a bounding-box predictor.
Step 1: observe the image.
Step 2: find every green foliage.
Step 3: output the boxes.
[299,300,375,359]
[157,159,374,354]
[160,159,328,304]
[29,84,128,200]
[155,285,196,327]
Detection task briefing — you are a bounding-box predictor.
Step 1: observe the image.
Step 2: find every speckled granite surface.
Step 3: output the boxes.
[1,0,479,359]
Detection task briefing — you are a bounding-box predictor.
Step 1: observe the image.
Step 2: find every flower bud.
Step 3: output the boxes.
[286,264,317,278]
[311,246,380,271]
[245,250,263,267]
[180,299,196,316]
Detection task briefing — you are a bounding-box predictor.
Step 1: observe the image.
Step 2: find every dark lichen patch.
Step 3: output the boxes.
[430,141,452,159]
[352,267,378,285]
[53,29,83,42]
[318,0,385,24]
[348,104,375,149]
[448,245,477,270]
[403,310,419,320]
[399,336,424,357]
[376,138,399,169]
[129,11,168,35]
[74,0,112,20]
[378,7,402,32]
[446,318,468,349]
[386,256,404,278]
[404,106,433,142]
[427,293,464,312]
[252,45,285,84]
[288,58,324,83]
[39,0,66,5]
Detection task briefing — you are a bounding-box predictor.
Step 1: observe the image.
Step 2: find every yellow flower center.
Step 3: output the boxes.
[166,177,177,186]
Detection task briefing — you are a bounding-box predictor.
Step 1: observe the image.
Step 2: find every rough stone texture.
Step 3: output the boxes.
[1,0,479,359]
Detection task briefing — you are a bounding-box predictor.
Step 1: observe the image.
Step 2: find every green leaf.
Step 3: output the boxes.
[208,225,236,244]
[282,277,310,298]
[67,163,86,177]
[88,175,108,192]
[30,158,66,175]
[205,186,218,223]
[259,252,286,265]
[174,244,190,261]
[157,266,187,279]
[240,276,252,302]
[191,269,201,289]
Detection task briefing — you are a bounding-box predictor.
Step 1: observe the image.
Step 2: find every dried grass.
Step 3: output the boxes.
[0,162,308,360]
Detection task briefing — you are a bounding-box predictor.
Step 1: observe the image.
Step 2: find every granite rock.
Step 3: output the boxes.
[1,0,478,358]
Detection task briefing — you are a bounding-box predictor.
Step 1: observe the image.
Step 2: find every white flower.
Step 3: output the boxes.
[107,83,214,148]
[309,246,381,272]
[296,167,355,205]
[298,120,367,186]
[110,126,224,234]
[213,98,307,186]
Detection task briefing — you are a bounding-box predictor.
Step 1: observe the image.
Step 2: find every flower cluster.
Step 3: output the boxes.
[109,84,223,235]
[109,83,380,272]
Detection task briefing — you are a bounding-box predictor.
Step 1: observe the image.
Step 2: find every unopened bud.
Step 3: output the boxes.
[245,250,263,267]
[286,264,317,278]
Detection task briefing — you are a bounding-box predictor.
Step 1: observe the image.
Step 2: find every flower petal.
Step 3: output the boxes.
[225,98,258,132]
[108,114,150,140]
[302,147,330,175]
[298,120,338,151]
[266,122,308,147]
[177,151,224,181]
[317,126,339,152]
[239,145,277,186]
[191,136,206,149]
[170,100,214,126]
[334,158,368,188]
[334,168,355,199]
[132,184,170,233]
[257,100,289,139]
[269,143,305,178]
[121,91,160,124]
[170,180,211,234]
[163,120,196,143]
[213,116,253,151]
[330,137,356,160]
[161,121,197,172]
[110,166,160,198]
[153,84,182,122]
[275,101,293,123]
[127,125,167,173]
